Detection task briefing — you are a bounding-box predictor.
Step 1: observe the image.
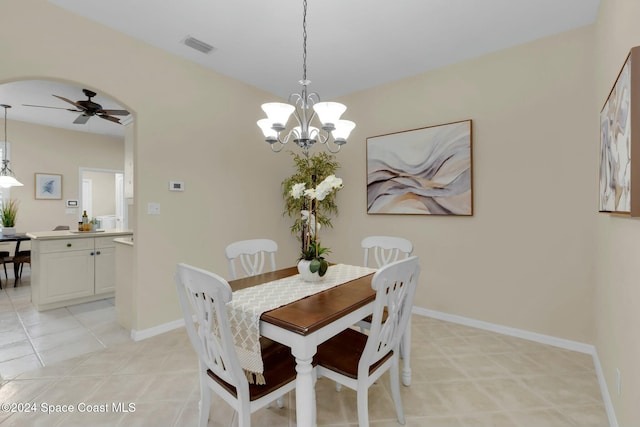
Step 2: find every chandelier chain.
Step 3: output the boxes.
[302,0,308,82]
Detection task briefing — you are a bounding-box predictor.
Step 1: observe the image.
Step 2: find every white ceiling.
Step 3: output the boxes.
[3,0,600,137]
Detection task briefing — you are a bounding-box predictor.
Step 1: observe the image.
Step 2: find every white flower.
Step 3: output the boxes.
[315,181,332,201]
[323,175,343,190]
[304,188,316,199]
[290,183,306,199]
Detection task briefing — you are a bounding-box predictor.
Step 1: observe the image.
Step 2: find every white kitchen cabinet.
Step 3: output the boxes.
[29,230,133,311]
[94,237,117,294]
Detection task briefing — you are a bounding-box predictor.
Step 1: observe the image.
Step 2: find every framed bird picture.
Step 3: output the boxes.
[35,173,63,200]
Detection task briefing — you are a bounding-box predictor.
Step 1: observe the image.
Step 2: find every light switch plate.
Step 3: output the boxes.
[147,202,161,215]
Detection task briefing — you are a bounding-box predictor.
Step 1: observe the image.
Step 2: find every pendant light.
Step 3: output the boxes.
[0,104,23,188]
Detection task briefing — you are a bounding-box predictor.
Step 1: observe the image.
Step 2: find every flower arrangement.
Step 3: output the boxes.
[282,152,341,237]
[290,174,343,277]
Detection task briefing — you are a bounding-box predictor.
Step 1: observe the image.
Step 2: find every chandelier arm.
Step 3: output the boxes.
[289,92,303,106]
[270,143,286,153]
[324,140,343,154]
[307,91,320,106]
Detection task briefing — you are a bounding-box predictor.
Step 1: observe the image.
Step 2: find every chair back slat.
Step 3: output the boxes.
[175,263,247,394]
[359,256,420,377]
[225,239,278,279]
[361,236,413,268]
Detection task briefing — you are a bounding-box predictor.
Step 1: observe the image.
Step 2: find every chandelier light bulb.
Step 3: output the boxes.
[261,103,295,130]
[313,102,346,130]
[332,120,356,143]
[257,119,278,140]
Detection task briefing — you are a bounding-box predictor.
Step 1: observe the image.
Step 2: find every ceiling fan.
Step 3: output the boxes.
[23,88,130,125]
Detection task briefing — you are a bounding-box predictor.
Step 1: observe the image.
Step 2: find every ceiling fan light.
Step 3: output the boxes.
[313,102,346,129]
[261,103,295,129]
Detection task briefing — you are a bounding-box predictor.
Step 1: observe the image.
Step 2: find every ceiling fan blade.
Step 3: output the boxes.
[98,114,122,124]
[53,94,84,110]
[73,114,91,124]
[22,104,81,112]
[100,109,129,116]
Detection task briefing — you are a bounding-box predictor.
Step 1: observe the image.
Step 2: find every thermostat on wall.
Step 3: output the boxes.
[66,200,78,207]
[169,181,184,192]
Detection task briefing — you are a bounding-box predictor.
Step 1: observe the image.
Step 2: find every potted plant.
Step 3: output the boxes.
[1,199,19,236]
[289,174,343,281]
[282,152,341,241]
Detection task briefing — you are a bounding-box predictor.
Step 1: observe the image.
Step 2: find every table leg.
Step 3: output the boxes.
[294,355,316,427]
[13,240,21,286]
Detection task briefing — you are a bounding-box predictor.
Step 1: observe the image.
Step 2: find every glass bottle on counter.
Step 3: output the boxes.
[82,210,88,224]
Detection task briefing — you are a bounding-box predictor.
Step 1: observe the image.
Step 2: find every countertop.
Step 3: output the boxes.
[27,229,134,240]
[114,237,134,246]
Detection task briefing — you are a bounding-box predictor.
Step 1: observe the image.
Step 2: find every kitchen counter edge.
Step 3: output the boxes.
[27,229,134,240]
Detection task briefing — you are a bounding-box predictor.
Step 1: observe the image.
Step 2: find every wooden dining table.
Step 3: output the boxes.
[229,265,376,427]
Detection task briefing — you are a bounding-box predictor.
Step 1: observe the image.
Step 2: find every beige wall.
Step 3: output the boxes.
[2,119,123,232]
[594,0,640,424]
[330,26,597,344]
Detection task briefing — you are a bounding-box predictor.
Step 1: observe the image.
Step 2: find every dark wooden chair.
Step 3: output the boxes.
[0,251,10,289]
[12,250,30,285]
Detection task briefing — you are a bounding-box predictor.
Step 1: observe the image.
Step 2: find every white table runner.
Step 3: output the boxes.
[228,264,376,384]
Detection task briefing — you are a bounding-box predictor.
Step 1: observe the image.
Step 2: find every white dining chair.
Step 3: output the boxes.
[359,235,414,386]
[225,239,278,280]
[315,256,421,427]
[175,263,297,427]
[361,235,413,268]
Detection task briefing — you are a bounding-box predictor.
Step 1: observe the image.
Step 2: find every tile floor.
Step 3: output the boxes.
[0,275,131,380]
[0,303,609,426]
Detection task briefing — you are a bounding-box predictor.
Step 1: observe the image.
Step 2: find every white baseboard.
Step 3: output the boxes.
[592,350,619,427]
[130,317,185,341]
[414,307,594,353]
[413,307,617,426]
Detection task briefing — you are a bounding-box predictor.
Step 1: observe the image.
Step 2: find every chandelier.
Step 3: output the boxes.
[0,104,23,188]
[257,0,355,156]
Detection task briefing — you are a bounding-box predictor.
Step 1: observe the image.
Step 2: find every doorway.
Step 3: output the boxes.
[79,167,126,230]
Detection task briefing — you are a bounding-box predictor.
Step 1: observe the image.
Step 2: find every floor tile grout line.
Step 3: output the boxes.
[6,286,45,370]
[68,309,110,350]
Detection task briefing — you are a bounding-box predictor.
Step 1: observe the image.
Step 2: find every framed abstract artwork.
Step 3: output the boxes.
[600,46,640,216]
[367,119,473,215]
[35,173,63,200]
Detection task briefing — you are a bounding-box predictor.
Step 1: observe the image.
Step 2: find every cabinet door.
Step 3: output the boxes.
[94,246,116,294]
[39,250,94,304]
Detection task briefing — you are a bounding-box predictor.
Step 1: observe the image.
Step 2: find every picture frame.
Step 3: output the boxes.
[599,46,640,216]
[34,173,63,200]
[366,119,473,215]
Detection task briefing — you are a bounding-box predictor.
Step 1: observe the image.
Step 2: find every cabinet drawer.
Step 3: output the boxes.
[39,238,93,253]
[95,236,118,249]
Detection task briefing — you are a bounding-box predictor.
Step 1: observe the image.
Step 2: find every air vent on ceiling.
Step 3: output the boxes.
[183,36,216,54]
